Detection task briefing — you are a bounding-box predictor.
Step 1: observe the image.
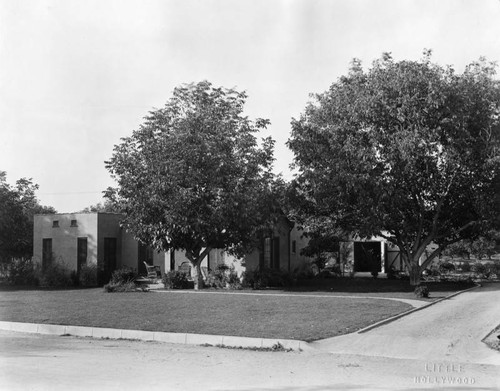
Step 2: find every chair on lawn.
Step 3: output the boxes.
[143,261,161,280]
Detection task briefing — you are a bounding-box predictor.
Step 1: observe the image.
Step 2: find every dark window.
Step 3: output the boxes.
[264,237,280,269]
[42,239,52,270]
[52,221,59,228]
[71,220,78,227]
[101,238,117,283]
[291,240,296,254]
[77,237,87,273]
[263,238,271,265]
[272,237,280,270]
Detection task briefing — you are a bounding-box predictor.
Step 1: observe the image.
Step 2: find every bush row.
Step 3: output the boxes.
[3,258,99,288]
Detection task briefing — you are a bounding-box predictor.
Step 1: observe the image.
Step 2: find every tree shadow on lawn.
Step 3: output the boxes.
[285,277,476,294]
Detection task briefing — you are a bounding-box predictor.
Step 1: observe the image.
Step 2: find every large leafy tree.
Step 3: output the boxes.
[106,81,277,289]
[0,171,56,263]
[287,52,500,285]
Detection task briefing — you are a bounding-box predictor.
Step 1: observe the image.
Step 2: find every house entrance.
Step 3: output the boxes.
[353,242,381,272]
[101,237,117,284]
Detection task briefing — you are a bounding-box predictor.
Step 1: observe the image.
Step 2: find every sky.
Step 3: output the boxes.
[1,0,500,213]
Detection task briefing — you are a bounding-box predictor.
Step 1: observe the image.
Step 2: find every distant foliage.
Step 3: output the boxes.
[460,261,471,272]
[439,262,456,274]
[471,262,487,275]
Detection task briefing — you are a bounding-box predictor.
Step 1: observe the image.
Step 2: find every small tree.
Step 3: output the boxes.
[299,231,341,271]
[106,81,278,289]
[288,52,500,285]
[0,172,56,265]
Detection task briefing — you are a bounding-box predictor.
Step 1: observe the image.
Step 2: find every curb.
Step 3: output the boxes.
[0,321,313,352]
[357,284,481,334]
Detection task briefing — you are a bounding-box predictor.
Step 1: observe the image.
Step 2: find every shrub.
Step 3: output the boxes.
[205,264,242,289]
[471,262,487,275]
[226,265,242,290]
[439,261,456,274]
[486,263,500,279]
[414,285,430,298]
[109,268,138,284]
[79,264,98,287]
[291,265,315,280]
[38,259,73,287]
[103,281,137,292]
[102,267,140,293]
[163,270,191,289]
[242,267,293,289]
[460,261,471,272]
[6,258,39,285]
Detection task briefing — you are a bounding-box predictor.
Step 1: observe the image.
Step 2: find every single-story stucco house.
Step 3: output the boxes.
[33,212,417,283]
[32,212,313,284]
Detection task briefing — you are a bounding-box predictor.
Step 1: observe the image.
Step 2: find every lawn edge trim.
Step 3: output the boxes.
[0,321,313,352]
[356,284,481,334]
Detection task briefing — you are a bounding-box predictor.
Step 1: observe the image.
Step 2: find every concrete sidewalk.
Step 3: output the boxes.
[0,320,311,351]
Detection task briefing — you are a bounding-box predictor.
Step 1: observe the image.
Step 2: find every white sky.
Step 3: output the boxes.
[1,0,500,213]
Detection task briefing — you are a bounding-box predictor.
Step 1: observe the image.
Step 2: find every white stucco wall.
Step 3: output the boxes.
[33,213,99,272]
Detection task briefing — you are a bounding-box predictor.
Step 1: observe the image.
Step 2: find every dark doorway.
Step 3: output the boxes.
[170,251,176,272]
[42,238,52,270]
[102,238,117,283]
[354,242,381,272]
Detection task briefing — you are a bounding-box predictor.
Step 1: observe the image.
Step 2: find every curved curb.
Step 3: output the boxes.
[0,321,313,352]
[356,284,481,334]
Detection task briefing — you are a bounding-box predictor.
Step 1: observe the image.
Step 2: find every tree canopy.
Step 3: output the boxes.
[0,171,56,263]
[78,200,121,214]
[105,81,278,288]
[287,52,500,284]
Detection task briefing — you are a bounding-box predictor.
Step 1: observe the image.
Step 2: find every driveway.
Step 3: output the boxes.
[312,283,500,365]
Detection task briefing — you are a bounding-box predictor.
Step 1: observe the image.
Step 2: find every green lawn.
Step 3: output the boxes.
[0,288,415,341]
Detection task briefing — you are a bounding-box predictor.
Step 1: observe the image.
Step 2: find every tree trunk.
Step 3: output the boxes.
[409,263,421,286]
[191,261,203,290]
